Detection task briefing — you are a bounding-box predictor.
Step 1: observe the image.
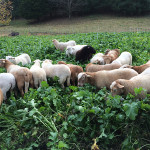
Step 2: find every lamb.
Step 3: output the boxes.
[0,59,34,97]
[75,45,96,62]
[120,64,150,74]
[66,45,87,57]
[86,63,121,72]
[90,53,105,64]
[52,39,76,52]
[110,74,150,99]
[78,68,138,89]
[6,53,31,66]
[112,51,132,65]
[30,59,47,89]
[103,49,120,64]
[42,59,71,88]
[0,73,16,100]
[0,88,3,106]
[58,61,83,86]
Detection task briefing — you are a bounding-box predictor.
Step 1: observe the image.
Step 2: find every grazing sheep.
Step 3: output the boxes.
[112,51,132,65]
[120,64,150,74]
[78,68,138,89]
[86,63,121,72]
[75,46,96,62]
[90,53,105,65]
[0,88,3,106]
[66,45,87,57]
[42,59,71,88]
[6,53,31,66]
[52,39,76,52]
[0,73,16,100]
[110,74,150,98]
[103,49,120,64]
[30,59,47,89]
[58,61,83,86]
[0,59,34,97]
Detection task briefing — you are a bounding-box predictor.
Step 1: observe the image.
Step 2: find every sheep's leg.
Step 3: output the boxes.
[3,92,7,100]
[66,76,71,87]
[59,78,65,88]
[25,82,29,93]
[17,77,25,97]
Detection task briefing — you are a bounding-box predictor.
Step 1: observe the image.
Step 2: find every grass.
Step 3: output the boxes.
[0,14,150,36]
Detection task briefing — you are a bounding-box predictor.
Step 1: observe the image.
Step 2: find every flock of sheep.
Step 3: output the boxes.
[0,39,150,106]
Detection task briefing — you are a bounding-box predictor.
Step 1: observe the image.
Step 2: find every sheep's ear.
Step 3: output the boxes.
[117,83,124,89]
[86,74,92,78]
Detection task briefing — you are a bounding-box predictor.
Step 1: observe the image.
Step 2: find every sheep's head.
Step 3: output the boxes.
[0,59,6,67]
[103,55,112,64]
[43,59,52,64]
[110,81,124,96]
[5,56,16,64]
[78,72,91,87]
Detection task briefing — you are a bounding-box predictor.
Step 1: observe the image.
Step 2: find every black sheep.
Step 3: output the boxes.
[75,46,96,62]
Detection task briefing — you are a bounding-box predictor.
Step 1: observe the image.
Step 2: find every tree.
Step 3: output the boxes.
[0,0,13,25]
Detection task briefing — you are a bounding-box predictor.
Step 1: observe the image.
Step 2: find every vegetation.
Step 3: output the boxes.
[0,32,150,149]
[12,0,150,21]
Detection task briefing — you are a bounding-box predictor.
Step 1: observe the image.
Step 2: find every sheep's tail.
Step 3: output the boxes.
[66,76,71,87]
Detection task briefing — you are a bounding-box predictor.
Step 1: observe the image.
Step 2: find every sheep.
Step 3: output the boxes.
[6,53,31,66]
[66,45,87,57]
[30,59,47,89]
[86,63,121,72]
[112,51,132,65]
[0,73,16,100]
[75,45,96,62]
[52,39,76,52]
[120,64,150,74]
[0,59,34,97]
[110,74,150,99]
[90,53,105,65]
[0,88,3,106]
[42,59,71,88]
[78,68,138,89]
[58,61,83,86]
[103,49,120,64]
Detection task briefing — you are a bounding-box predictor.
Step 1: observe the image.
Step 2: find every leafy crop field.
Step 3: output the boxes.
[0,32,150,150]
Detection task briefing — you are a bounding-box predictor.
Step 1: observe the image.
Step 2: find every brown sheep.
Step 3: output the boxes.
[78,68,138,89]
[120,64,150,74]
[86,63,121,72]
[103,49,120,64]
[0,59,34,97]
[0,88,3,106]
[58,61,83,86]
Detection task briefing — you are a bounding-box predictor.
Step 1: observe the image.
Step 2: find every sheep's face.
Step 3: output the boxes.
[110,81,124,96]
[6,56,16,64]
[0,59,6,67]
[78,73,91,87]
[78,73,87,87]
[103,56,111,64]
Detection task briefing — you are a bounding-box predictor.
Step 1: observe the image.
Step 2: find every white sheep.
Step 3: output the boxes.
[90,53,104,64]
[6,53,31,65]
[52,39,76,52]
[112,51,132,65]
[110,74,150,99]
[42,59,71,88]
[78,68,138,89]
[0,73,16,100]
[30,59,47,89]
[66,45,87,57]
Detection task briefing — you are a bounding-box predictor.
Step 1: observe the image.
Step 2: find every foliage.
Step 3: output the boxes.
[0,0,13,25]
[0,32,150,149]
